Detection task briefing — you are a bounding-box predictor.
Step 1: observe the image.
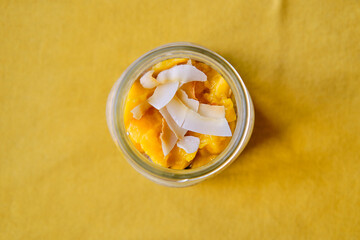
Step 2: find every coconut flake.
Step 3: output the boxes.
[177,89,199,112]
[159,108,187,139]
[182,110,232,137]
[177,136,200,154]
[147,81,179,109]
[140,70,159,89]
[166,95,188,127]
[160,118,178,156]
[187,59,192,65]
[198,103,225,119]
[131,102,151,120]
[157,65,207,84]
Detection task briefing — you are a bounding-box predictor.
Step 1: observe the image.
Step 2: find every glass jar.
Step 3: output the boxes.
[106,42,254,187]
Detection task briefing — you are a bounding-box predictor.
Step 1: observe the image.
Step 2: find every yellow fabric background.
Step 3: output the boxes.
[1,0,359,239]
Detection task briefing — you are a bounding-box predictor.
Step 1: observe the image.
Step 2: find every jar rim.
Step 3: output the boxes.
[106,42,254,185]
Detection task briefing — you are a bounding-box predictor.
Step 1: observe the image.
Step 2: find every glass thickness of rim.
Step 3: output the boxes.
[106,42,254,187]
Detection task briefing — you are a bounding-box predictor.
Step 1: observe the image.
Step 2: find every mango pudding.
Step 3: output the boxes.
[124,58,237,169]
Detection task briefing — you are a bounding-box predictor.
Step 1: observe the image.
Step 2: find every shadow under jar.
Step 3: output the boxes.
[106,42,254,187]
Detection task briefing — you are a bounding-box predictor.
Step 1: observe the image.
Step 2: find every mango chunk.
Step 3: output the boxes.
[152,58,188,76]
[188,131,230,155]
[193,61,213,76]
[213,75,231,99]
[167,146,197,169]
[203,73,230,101]
[140,129,169,167]
[221,98,237,122]
[127,108,162,144]
[127,108,167,165]
[124,81,154,128]
[130,137,144,153]
[187,131,207,149]
[191,149,217,169]
[205,136,231,155]
[180,82,196,99]
[194,81,208,103]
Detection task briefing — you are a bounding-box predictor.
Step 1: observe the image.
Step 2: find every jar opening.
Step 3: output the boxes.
[107,42,254,184]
